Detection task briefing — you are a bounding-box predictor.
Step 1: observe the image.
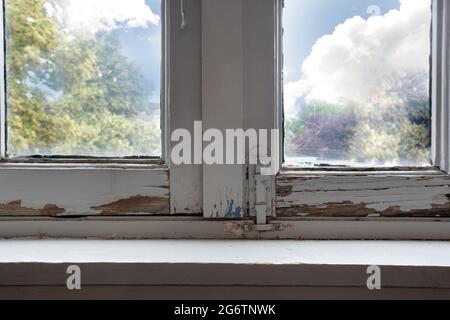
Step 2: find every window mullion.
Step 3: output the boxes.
[432,0,450,173]
[0,0,6,158]
[202,0,246,218]
[168,0,203,214]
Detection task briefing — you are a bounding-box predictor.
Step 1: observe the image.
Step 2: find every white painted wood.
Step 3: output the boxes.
[277,169,450,217]
[1,239,450,266]
[1,217,450,240]
[432,0,450,173]
[243,0,280,162]
[3,240,450,299]
[202,0,246,218]
[243,0,280,218]
[0,0,448,242]
[167,0,203,214]
[0,165,169,216]
[275,0,450,221]
[0,0,202,216]
[275,0,283,167]
[201,0,280,218]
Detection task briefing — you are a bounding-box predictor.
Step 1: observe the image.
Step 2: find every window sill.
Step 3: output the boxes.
[0,239,449,266]
[0,240,450,299]
[1,217,450,240]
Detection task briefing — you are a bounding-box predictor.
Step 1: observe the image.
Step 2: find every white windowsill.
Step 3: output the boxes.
[0,239,449,267]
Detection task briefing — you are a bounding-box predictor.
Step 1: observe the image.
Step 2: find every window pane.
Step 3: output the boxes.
[283,0,431,167]
[5,0,161,157]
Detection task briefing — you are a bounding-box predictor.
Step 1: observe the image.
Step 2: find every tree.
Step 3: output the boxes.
[285,101,356,161]
[6,0,59,154]
[5,0,160,157]
[286,73,431,165]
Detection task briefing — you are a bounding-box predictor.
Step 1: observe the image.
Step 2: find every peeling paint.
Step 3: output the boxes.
[223,222,266,239]
[277,171,450,218]
[223,221,291,239]
[91,196,170,215]
[0,201,65,216]
[277,185,293,198]
[277,202,377,217]
[0,167,170,217]
[224,200,242,218]
[277,196,450,218]
[224,222,252,238]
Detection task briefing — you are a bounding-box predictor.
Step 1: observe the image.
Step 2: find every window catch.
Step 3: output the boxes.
[252,169,282,232]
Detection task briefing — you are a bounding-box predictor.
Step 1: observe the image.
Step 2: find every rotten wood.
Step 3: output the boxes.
[276,169,450,218]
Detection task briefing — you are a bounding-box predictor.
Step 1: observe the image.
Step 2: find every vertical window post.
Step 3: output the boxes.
[0,0,5,158]
[432,0,450,173]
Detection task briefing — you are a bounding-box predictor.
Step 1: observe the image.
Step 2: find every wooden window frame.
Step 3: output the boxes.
[0,0,203,217]
[276,0,450,221]
[0,0,449,241]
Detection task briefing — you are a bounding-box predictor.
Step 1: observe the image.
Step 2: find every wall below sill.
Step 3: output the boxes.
[0,240,450,300]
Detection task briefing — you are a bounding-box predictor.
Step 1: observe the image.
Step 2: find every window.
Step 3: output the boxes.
[277,0,450,224]
[283,0,432,167]
[0,0,449,240]
[5,0,162,158]
[0,0,204,220]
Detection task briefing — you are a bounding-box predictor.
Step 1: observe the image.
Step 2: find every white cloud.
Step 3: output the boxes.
[46,0,160,34]
[285,0,431,118]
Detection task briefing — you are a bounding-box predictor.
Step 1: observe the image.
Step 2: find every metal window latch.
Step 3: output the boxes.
[251,167,283,232]
[181,0,187,30]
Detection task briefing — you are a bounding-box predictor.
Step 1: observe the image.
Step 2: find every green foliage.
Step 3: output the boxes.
[286,101,357,161]
[286,96,431,165]
[5,0,160,157]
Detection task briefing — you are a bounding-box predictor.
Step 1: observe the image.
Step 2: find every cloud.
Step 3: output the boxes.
[285,0,431,118]
[45,0,160,34]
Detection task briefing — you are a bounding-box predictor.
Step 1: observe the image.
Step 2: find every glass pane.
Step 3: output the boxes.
[283,0,432,167]
[5,0,161,157]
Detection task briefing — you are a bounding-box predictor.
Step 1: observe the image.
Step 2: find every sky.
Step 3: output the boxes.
[284,0,400,83]
[46,0,431,116]
[46,0,162,105]
[283,0,432,118]
[115,0,162,104]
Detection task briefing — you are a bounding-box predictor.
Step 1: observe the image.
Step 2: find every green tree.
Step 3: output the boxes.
[6,0,59,154]
[286,81,430,165]
[5,0,160,157]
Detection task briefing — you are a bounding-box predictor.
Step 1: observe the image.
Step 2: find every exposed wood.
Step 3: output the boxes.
[92,196,169,215]
[277,169,450,218]
[0,201,65,216]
